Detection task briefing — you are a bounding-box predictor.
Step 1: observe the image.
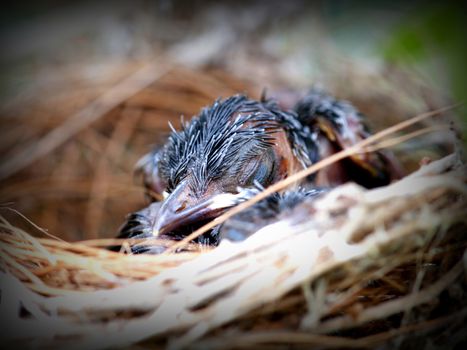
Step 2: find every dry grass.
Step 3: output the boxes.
[0,59,465,349]
[0,152,465,349]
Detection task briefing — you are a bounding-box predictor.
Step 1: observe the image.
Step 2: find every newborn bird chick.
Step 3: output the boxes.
[117,91,402,253]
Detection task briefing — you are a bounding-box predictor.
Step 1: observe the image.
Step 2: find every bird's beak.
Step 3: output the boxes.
[152,183,251,236]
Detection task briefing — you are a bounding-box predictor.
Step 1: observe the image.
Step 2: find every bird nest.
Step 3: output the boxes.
[0,66,466,349]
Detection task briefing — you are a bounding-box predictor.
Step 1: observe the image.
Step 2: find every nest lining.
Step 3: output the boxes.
[1,152,466,349]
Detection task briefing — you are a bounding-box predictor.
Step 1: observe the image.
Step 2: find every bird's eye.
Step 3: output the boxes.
[136,151,168,202]
[240,150,275,187]
[252,161,271,184]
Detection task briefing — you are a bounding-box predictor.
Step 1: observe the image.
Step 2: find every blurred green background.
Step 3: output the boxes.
[1,0,466,129]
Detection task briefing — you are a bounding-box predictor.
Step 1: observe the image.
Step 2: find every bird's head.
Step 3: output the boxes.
[137,95,308,240]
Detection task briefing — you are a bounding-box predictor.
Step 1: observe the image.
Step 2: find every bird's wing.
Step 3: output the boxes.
[295,89,404,188]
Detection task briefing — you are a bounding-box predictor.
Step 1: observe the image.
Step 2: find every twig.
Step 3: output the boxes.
[363,124,451,152]
[0,208,65,242]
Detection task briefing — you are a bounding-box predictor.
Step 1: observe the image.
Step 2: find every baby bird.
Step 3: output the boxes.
[116,90,402,253]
